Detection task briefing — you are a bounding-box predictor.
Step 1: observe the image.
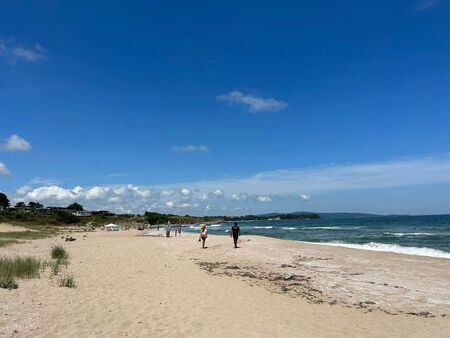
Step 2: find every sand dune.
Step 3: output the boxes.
[1,230,449,337]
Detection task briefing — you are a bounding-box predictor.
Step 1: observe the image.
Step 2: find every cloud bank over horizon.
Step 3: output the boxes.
[6,155,450,215]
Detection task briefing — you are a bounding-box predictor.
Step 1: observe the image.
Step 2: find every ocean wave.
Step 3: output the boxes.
[282,227,296,230]
[253,226,273,229]
[302,226,360,230]
[209,224,222,227]
[189,225,200,230]
[383,232,436,237]
[304,241,450,259]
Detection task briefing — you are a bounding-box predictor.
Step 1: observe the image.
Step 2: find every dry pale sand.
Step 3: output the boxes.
[1,229,449,337]
[0,223,30,233]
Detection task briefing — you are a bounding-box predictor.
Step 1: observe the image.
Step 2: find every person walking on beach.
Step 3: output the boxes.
[231,222,241,248]
[177,223,182,237]
[166,221,171,238]
[199,224,207,248]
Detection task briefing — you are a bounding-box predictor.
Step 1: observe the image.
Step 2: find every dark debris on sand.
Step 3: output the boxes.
[196,260,443,319]
[196,261,324,304]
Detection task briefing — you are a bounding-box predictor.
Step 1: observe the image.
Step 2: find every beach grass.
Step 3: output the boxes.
[0,226,59,248]
[0,239,21,248]
[51,245,70,260]
[0,256,42,289]
[50,259,62,275]
[0,228,59,241]
[58,272,76,288]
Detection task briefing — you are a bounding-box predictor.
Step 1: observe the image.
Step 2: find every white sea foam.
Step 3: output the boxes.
[304,241,450,259]
[282,227,296,230]
[253,226,273,229]
[384,232,436,237]
[209,224,222,227]
[189,225,200,230]
[302,226,359,230]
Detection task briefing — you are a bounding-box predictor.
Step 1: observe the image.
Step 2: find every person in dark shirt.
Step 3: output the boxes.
[230,222,241,248]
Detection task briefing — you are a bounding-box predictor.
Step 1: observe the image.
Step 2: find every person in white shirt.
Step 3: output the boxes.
[199,224,207,248]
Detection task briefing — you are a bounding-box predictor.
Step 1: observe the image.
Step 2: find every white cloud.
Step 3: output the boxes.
[256,195,271,203]
[16,186,31,195]
[198,193,209,201]
[180,202,199,209]
[0,39,47,63]
[85,186,109,200]
[299,194,310,201]
[217,91,287,113]
[72,186,83,194]
[0,163,12,177]
[165,201,175,208]
[180,188,192,197]
[415,0,440,11]
[12,46,47,62]
[148,155,450,204]
[211,189,224,197]
[172,145,208,152]
[160,189,175,197]
[127,184,151,198]
[232,193,248,202]
[108,196,120,203]
[114,187,126,195]
[25,186,75,201]
[13,183,156,211]
[7,155,450,214]
[0,134,31,151]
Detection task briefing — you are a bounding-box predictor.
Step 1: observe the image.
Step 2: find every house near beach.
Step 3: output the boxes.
[72,210,92,217]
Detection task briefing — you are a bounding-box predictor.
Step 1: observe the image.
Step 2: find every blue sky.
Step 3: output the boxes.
[1,0,450,215]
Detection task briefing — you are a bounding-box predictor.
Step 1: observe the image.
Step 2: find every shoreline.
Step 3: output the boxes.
[182,228,450,259]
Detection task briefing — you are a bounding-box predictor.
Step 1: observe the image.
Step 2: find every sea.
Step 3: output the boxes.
[184,215,450,259]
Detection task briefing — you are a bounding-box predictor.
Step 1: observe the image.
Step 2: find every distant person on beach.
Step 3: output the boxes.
[199,224,207,248]
[166,221,171,238]
[177,223,182,237]
[231,222,241,248]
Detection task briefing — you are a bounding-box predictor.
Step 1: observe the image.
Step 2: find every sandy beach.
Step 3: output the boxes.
[1,228,449,337]
[0,223,29,233]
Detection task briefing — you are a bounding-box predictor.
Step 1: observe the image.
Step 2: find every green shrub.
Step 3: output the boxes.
[51,245,69,260]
